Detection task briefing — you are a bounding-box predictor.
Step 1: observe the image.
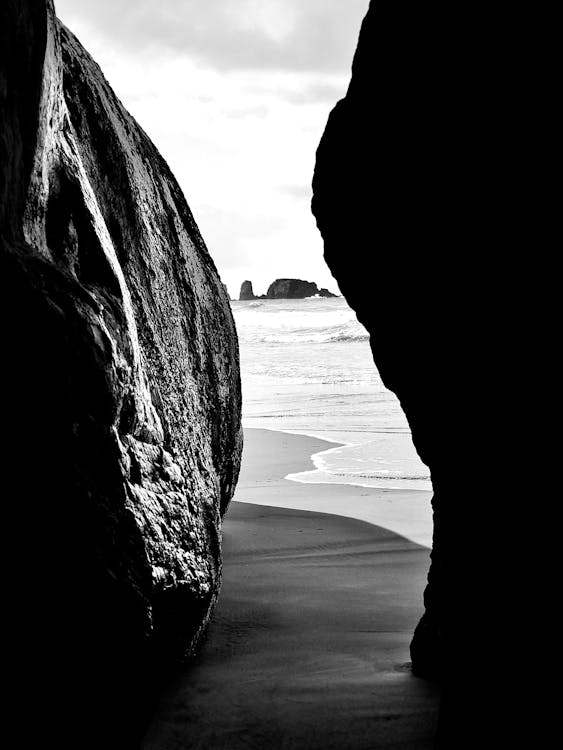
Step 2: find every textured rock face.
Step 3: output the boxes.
[239,279,257,300]
[312,1,523,745]
[1,0,241,745]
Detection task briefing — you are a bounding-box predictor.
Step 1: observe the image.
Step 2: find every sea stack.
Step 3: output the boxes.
[0,0,242,746]
[239,279,257,300]
[266,278,336,299]
[318,286,338,298]
[239,278,336,300]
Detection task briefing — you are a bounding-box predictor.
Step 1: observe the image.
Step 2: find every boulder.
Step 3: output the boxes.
[0,0,241,746]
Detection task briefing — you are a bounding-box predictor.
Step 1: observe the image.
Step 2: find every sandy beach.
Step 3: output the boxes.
[141,429,441,749]
[238,429,434,548]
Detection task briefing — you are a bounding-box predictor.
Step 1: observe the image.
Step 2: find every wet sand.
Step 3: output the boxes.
[141,429,440,749]
[236,429,434,548]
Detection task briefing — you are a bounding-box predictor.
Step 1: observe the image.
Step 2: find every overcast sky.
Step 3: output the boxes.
[55,0,369,297]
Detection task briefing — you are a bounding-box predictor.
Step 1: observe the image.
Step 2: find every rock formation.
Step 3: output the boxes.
[266,278,337,298]
[318,286,337,298]
[267,278,318,298]
[239,279,257,300]
[239,278,337,300]
[312,1,528,746]
[1,0,241,746]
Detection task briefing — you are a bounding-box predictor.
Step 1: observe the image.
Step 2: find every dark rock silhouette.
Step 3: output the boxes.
[312,1,534,747]
[239,279,257,300]
[1,0,241,747]
[267,278,337,298]
[267,278,318,298]
[239,278,337,300]
[318,287,337,298]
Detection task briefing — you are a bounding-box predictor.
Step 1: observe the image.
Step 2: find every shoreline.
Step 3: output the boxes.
[236,427,434,548]
[242,422,433,493]
[142,428,441,749]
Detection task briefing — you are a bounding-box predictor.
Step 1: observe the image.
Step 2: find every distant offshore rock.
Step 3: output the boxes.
[240,279,257,300]
[268,278,322,299]
[1,0,241,745]
[239,278,338,300]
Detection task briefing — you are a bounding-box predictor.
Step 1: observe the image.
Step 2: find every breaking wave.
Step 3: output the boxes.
[230,296,432,492]
[231,298,368,345]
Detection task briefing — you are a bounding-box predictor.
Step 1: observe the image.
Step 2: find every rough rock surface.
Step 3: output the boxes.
[312,1,530,746]
[239,279,257,300]
[1,0,241,746]
[266,278,336,299]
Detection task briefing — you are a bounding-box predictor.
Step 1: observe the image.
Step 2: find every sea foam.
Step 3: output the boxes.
[231,297,431,492]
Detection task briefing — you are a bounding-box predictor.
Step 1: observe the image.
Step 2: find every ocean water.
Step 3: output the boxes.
[231,297,432,492]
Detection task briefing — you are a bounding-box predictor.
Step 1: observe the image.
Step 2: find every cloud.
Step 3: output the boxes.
[195,205,286,269]
[247,79,348,106]
[279,81,347,105]
[224,104,270,119]
[55,0,369,74]
[53,0,364,299]
[278,184,312,199]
